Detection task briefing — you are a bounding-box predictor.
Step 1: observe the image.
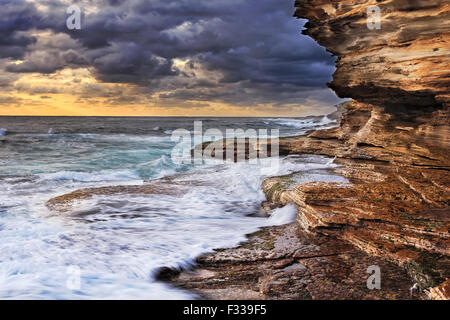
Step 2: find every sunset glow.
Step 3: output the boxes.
[0,0,341,116]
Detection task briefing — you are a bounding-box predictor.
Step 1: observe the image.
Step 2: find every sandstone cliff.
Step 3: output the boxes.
[46,0,449,300]
[296,0,449,108]
[258,0,450,296]
[164,0,450,296]
[295,0,449,166]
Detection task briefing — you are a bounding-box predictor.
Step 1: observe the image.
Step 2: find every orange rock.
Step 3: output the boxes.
[427,279,450,300]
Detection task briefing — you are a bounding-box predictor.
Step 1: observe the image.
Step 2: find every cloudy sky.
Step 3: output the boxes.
[0,0,342,116]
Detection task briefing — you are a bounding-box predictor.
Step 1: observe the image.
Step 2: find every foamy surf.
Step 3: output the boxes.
[265,116,336,130]
[266,204,298,225]
[0,116,342,299]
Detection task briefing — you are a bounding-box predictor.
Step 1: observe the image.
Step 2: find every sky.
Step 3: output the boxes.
[0,0,343,117]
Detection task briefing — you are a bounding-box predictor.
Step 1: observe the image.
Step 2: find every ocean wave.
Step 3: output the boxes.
[38,169,141,183]
[0,153,343,299]
[266,203,298,226]
[0,114,345,299]
[318,116,336,125]
[265,116,336,129]
[7,133,171,142]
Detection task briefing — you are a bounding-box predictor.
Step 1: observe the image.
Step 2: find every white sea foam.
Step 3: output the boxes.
[0,116,343,299]
[266,116,336,129]
[0,128,7,136]
[319,116,336,126]
[266,204,298,226]
[0,154,339,299]
[75,133,171,142]
[38,169,142,183]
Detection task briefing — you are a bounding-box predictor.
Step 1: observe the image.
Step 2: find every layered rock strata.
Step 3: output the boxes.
[256,0,450,296]
[165,223,424,300]
[295,0,450,108]
[46,0,449,299]
[171,0,450,298]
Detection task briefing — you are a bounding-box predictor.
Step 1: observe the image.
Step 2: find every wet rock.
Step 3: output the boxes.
[427,279,450,300]
[167,224,423,300]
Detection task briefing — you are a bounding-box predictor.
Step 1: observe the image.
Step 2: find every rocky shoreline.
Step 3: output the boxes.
[164,0,450,299]
[162,214,426,300]
[163,154,447,300]
[46,0,449,300]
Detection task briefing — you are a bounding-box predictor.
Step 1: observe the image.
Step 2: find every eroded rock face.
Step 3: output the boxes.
[306,100,450,167]
[47,0,449,300]
[294,0,450,167]
[167,224,423,300]
[427,279,450,300]
[262,160,450,290]
[295,0,450,108]
[263,0,450,297]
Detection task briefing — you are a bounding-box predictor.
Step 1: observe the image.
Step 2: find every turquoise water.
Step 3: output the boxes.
[0,116,342,299]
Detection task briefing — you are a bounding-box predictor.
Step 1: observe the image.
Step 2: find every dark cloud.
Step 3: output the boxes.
[0,61,19,87]
[6,50,64,73]
[0,0,39,59]
[91,42,177,84]
[0,0,342,110]
[0,94,23,106]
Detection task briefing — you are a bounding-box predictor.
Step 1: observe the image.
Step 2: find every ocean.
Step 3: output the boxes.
[0,116,342,299]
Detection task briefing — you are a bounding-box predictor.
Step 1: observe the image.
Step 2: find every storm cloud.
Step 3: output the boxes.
[0,0,341,113]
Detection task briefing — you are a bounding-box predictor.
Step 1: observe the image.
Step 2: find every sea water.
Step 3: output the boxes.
[0,116,343,299]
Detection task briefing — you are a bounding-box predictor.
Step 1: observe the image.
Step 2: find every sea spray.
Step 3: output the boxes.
[266,204,298,226]
[0,116,342,299]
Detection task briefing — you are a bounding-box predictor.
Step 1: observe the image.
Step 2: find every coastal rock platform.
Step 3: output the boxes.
[46,0,449,300]
[165,223,425,300]
[168,0,450,299]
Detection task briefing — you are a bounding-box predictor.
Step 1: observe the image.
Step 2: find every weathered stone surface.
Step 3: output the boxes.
[46,173,211,211]
[294,0,450,108]
[290,0,450,169]
[262,161,449,290]
[47,0,449,300]
[427,279,450,300]
[167,224,424,300]
[170,0,450,299]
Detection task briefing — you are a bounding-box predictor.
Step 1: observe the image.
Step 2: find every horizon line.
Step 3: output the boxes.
[0,114,329,118]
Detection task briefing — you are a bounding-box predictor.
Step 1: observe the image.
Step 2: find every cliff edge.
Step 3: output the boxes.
[260,0,450,296]
[164,2,449,299]
[46,0,449,300]
[296,0,449,108]
[295,0,449,166]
